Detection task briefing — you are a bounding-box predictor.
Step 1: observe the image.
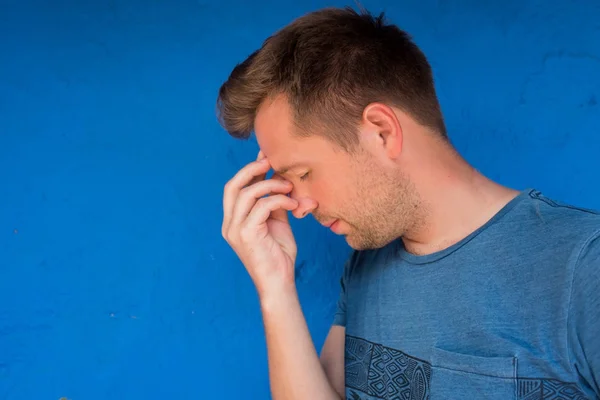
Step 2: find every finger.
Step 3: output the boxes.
[270,172,292,197]
[243,194,298,230]
[223,158,271,234]
[249,150,268,186]
[230,179,293,227]
[270,175,297,221]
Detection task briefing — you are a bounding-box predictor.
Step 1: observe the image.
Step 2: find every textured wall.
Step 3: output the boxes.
[1,0,599,399]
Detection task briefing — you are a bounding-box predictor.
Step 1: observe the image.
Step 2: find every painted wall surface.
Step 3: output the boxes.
[1,0,599,398]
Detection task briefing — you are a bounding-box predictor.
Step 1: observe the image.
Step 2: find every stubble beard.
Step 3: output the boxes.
[339,158,421,251]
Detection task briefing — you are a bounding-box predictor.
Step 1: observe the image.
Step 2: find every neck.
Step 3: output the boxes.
[401,139,520,256]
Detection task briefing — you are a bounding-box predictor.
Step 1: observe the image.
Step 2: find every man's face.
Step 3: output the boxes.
[254,95,417,250]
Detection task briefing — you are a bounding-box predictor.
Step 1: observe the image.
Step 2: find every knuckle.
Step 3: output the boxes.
[223,178,234,193]
[256,196,271,208]
[222,226,237,243]
[222,229,231,242]
[239,185,251,198]
[239,225,254,243]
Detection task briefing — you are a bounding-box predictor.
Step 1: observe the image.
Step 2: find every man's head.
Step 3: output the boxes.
[216,7,448,250]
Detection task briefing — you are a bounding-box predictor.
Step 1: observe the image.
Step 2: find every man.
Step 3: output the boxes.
[217,6,600,400]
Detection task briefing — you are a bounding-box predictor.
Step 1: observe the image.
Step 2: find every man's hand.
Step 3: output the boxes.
[222,151,343,400]
[222,151,299,297]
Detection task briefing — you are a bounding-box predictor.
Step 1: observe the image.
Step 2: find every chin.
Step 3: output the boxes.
[344,236,371,251]
[345,234,395,251]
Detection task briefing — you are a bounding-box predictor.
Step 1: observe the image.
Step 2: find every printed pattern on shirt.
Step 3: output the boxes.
[345,335,588,400]
[346,335,430,400]
[518,378,588,400]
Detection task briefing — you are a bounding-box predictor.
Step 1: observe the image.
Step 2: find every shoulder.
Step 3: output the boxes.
[518,189,600,245]
[526,189,600,316]
[525,189,600,229]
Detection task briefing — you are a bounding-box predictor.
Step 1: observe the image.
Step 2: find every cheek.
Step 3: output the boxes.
[310,175,343,204]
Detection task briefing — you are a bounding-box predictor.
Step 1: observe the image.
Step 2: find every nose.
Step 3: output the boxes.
[291,196,317,219]
[287,184,317,218]
[273,174,317,218]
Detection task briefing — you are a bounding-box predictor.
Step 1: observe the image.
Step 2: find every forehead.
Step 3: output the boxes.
[254,95,321,168]
[253,95,346,173]
[254,95,296,154]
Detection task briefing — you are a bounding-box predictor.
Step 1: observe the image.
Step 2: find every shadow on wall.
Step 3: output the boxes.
[0,0,599,399]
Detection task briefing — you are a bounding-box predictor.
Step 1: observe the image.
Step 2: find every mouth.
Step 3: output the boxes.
[323,219,343,234]
[322,219,338,228]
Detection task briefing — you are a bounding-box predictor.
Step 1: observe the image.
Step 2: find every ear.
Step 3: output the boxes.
[361,102,403,159]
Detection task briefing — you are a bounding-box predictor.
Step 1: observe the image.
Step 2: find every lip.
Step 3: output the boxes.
[327,219,342,233]
[322,219,337,228]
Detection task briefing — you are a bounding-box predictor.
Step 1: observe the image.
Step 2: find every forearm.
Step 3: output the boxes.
[260,284,342,400]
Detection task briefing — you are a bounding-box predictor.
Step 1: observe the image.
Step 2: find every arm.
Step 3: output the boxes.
[221,155,341,399]
[260,286,343,400]
[319,255,353,398]
[320,325,346,398]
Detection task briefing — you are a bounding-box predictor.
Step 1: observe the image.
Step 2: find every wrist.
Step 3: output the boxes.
[258,281,298,313]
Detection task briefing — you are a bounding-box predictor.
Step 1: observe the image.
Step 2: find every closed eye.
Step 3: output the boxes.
[299,172,309,181]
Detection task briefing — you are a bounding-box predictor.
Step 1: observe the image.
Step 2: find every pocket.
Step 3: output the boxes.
[429,347,517,400]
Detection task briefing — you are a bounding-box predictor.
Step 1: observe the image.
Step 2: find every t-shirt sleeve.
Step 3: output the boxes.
[332,254,355,327]
[568,231,600,396]
[332,273,347,327]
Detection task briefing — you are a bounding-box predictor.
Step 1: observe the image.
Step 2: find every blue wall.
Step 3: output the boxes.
[1,1,599,398]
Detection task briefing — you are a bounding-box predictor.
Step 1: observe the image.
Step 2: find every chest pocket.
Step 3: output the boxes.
[429,347,517,400]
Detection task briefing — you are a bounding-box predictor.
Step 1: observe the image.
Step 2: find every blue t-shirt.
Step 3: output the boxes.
[333,189,600,400]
